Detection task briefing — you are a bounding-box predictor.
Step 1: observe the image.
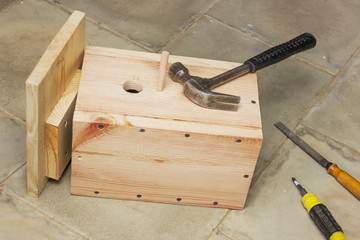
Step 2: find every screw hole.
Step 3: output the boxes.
[139,129,145,132]
[137,194,142,199]
[176,198,182,202]
[94,191,99,194]
[98,124,104,130]
[244,175,249,178]
[123,80,143,93]
[236,139,242,143]
[185,134,190,138]
[251,100,256,104]
[213,201,218,205]
[78,156,82,160]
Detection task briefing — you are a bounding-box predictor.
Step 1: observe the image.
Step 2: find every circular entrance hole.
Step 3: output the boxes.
[123,81,143,93]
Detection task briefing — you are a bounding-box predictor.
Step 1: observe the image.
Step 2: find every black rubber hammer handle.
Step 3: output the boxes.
[244,33,316,72]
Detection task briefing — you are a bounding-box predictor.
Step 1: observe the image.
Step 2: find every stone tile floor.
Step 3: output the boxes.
[0,0,359,239]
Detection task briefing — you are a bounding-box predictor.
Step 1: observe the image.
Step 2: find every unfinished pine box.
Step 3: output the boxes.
[71,47,263,209]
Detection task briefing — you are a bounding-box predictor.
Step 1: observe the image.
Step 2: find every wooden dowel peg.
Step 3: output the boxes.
[157,51,169,92]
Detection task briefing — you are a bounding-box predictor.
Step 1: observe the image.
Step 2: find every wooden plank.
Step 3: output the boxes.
[76,47,262,131]
[72,48,263,209]
[45,70,81,180]
[72,123,262,209]
[26,11,85,197]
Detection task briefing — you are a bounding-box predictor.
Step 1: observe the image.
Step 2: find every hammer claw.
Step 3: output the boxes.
[206,93,240,111]
[208,92,241,104]
[207,102,239,112]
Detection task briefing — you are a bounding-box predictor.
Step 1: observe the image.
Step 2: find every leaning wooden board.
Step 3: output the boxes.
[25,11,85,196]
[71,47,263,209]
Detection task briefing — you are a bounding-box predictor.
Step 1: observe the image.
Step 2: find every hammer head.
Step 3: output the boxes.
[169,62,241,111]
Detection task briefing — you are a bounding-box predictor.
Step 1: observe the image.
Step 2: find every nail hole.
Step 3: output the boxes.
[139,129,145,132]
[78,156,82,160]
[236,139,242,143]
[98,124,104,130]
[213,201,218,205]
[185,134,190,138]
[94,191,99,194]
[123,80,143,93]
[137,194,142,199]
[177,198,182,202]
[244,175,249,178]
[64,121,68,128]
[251,100,256,104]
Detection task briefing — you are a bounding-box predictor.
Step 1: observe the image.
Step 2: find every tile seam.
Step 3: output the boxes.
[0,162,26,185]
[0,185,88,239]
[204,14,336,76]
[217,230,236,240]
[251,137,289,185]
[205,210,232,240]
[42,0,153,52]
[0,105,25,125]
[159,14,206,53]
[159,0,224,53]
[0,0,20,13]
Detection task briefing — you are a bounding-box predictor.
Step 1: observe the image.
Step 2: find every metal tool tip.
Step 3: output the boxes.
[292,177,300,185]
[292,177,307,196]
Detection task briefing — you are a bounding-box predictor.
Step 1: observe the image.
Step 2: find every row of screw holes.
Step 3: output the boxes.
[99,126,243,143]
[138,128,243,143]
[94,191,219,206]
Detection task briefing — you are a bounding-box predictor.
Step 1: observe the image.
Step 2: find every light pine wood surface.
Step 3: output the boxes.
[45,70,81,180]
[25,11,85,197]
[72,47,263,209]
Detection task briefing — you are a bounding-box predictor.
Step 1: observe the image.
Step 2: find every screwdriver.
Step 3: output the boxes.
[275,121,360,200]
[292,177,346,240]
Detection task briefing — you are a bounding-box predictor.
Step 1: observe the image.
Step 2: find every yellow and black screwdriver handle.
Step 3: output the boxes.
[302,193,346,240]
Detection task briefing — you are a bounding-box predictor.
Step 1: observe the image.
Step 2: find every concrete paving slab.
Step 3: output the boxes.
[165,16,269,62]
[0,0,146,121]
[54,0,219,51]
[255,59,332,177]
[0,112,25,182]
[0,188,83,240]
[165,16,334,178]
[208,0,360,74]
[218,125,360,239]
[304,49,360,151]
[2,165,227,240]
[85,21,147,51]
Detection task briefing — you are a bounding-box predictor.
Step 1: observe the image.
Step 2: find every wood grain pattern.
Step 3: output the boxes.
[45,70,81,180]
[72,47,262,209]
[26,11,85,197]
[72,123,261,209]
[76,47,262,131]
[157,51,169,91]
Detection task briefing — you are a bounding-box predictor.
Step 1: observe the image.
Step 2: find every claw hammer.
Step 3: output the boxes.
[169,33,316,111]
